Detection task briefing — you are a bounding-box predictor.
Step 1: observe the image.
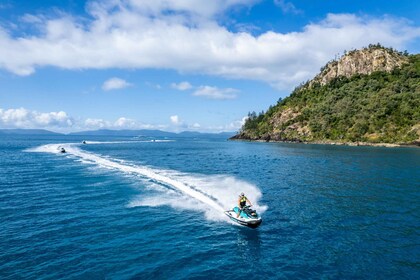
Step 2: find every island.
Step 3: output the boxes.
[231,44,420,147]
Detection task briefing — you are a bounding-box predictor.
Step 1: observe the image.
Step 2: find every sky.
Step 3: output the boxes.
[0,0,419,133]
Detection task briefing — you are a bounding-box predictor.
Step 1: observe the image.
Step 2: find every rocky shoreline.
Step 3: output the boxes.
[229,136,420,148]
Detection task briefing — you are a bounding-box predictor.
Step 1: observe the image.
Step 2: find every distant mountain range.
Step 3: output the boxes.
[0,128,235,138]
[0,129,62,135]
[69,129,235,138]
[68,129,174,137]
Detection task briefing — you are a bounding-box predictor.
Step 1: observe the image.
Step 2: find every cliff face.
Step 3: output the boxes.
[310,47,409,86]
[232,46,420,145]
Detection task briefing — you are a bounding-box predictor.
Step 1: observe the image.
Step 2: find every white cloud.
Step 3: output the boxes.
[102,77,132,91]
[171,82,239,100]
[0,107,73,128]
[114,117,137,128]
[171,81,193,91]
[274,0,302,14]
[0,107,163,132]
[0,107,245,133]
[169,115,207,132]
[170,115,181,125]
[202,116,247,133]
[84,118,111,128]
[0,2,418,88]
[169,115,193,131]
[193,86,238,99]
[227,116,248,131]
[191,123,201,128]
[84,116,158,130]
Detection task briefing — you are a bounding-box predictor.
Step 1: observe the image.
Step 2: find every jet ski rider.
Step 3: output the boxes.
[237,192,252,218]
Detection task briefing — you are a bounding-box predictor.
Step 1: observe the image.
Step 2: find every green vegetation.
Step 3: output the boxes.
[237,51,420,144]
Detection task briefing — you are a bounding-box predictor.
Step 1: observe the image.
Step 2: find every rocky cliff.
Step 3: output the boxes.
[310,46,409,87]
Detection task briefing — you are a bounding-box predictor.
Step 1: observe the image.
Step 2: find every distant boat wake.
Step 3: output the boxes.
[28,141,266,221]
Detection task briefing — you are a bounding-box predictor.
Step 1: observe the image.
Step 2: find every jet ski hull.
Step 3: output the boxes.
[224,208,262,228]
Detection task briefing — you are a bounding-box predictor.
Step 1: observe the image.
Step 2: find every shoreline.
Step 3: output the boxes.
[228,138,420,148]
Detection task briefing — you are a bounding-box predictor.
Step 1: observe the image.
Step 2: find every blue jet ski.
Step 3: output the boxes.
[224,205,262,228]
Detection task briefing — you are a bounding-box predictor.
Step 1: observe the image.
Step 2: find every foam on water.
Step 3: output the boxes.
[26,143,77,153]
[28,142,267,221]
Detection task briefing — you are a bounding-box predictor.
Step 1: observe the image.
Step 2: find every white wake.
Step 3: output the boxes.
[28,142,267,221]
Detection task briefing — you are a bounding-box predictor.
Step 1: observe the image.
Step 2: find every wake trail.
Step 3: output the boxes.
[28,143,225,212]
[27,142,266,220]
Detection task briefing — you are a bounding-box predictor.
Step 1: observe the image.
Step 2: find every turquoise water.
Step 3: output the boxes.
[1,135,419,279]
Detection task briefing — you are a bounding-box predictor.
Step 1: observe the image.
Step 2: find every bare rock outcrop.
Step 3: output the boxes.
[310,47,409,87]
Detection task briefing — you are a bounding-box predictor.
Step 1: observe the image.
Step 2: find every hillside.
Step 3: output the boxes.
[232,45,420,145]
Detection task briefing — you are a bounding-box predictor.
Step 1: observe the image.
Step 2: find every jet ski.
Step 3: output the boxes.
[224,205,262,228]
[59,147,66,153]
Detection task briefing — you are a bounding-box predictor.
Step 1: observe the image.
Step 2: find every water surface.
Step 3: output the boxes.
[1,135,419,279]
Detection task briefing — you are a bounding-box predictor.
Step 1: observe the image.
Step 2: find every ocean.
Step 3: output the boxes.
[1,135,419,279]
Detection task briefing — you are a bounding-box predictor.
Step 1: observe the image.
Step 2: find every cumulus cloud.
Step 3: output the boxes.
[171,81,193,91]
[228,116,248,131]
[0,1,417,88]
[202,116,247,132]
[84,116,158,130]
[169,116,205,131]
[201,116,247,132]
[0,107,162,132]
[102,77,132,91]
[84,118,111,128]
[0,107,73,128]
[114,117,138,128]
[193,86,238,99]
[169,115,203,130]
[0,107,240,132]
[170,115,181,125]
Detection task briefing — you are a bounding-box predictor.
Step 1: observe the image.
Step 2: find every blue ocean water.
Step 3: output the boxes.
[1,135,419,279]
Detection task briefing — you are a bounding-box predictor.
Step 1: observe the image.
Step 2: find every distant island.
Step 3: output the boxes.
[231,44,420,146]
[0,128,235,138]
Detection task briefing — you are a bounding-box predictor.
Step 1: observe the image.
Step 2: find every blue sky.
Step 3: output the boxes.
[0,0,419,133]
